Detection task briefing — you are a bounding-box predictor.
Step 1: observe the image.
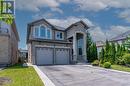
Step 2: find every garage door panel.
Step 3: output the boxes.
[56,48,69,64]
[36,47,53,65]
[36,46,70,65]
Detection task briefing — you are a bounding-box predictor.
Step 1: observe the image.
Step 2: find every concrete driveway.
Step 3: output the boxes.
[38,65,130,86]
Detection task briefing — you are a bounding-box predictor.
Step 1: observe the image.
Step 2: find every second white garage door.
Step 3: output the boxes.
[55,48,69,64]
[36,47,53,65]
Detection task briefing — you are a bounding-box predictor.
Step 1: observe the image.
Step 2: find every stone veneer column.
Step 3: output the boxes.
[83,33,87,62]
[73,33,77,63]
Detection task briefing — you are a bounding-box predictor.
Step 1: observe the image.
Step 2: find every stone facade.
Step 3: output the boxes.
[28,41,72,64]
[27,19,89,65]
[66,22,87,63]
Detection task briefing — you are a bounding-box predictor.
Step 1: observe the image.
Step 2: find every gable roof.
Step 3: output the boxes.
[65,20,89,31]
[110,30,130,42]
[54,25,66,31]
[26,18,89,43]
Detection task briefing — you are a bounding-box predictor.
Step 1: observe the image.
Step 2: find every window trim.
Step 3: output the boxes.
[33,26,39,38]
[39,25,46,38]
[46,28,52,39]
[33,24,52,39]
[55,31,64,40]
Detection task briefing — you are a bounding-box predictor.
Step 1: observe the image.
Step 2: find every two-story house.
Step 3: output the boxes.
[27,19,89,65]
[0,20,19,65]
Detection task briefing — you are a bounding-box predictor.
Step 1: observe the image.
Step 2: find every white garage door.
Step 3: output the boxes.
[36,47,53,65]
[55,48,69,64]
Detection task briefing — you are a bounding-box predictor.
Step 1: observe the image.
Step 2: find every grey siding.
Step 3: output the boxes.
[66,22,87,38]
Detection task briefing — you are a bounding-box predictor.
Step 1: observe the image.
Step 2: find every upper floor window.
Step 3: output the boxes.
[34,26,39,37]
[56,31,63,40]
[40,26,46,38]
[47,29,51,39]
[34,25,52,39]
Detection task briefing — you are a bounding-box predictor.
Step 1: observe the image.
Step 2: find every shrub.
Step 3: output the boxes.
[99,64,103,67]
[123,54,130,65]
[103,62,111,68]
[115,57,125,65]
[91,60,99,66]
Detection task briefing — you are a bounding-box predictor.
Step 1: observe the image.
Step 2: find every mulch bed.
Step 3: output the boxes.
[0,77,12,86]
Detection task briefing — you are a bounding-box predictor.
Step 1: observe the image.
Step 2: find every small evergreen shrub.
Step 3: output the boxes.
[91,60,99,66]
[99,63,103,67]
[115,57,125,65]
[103,62,111,68]
[123,54,130,65]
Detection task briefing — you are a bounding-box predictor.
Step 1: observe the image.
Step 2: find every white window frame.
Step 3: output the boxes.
[33,26,39,38]
[55,31,64,40]
[39,25,46,39]
[33,24,52,39]
[46,28,52,39]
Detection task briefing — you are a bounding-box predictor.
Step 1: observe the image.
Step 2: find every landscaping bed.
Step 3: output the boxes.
[0,64,44,86]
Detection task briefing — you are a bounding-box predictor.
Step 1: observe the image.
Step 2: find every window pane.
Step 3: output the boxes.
[35,27,39,37]
[79,48,82,55]
[60,33,62,39]
[47,29,51,38]
[40,26,46,37]
[57,32,60,38]
[56,32,63,40]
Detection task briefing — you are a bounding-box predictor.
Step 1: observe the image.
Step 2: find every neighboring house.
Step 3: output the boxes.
[0,21,19,65]
[96,30,130,56]
[110,30,130,44]
[27,18,89,65]
[19,49,28,62]
[96,41,105,57]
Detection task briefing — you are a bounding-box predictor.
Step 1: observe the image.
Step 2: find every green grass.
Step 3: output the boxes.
[0,64,44,86]
[111,65,130,72]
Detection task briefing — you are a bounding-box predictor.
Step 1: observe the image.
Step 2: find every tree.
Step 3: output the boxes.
[86,31,93,62]
[88,43,98,62]
[93,43,98,60]
[100,41,116,64]
[122,44,126,52]
[123,36,130,53]
[116,43,122,57]
[104,40,110,62]
[99,48,105,64]
[86,31,98,62]
[110,42,116,64]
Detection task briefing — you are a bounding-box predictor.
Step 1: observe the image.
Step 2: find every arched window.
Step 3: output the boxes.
[34,25,52,39]
[47,29,51,39]
[40,26,46,38]
[34,26,39,37]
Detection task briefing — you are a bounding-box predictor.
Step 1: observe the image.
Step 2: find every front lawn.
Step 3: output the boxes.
[0,64,44,86]
[111,65,130,72]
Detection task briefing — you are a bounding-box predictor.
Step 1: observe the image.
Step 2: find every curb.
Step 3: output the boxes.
[33,65,55,86]
[85,65,130,75]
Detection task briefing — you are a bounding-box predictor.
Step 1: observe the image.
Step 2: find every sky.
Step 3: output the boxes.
[15,0,130,49]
